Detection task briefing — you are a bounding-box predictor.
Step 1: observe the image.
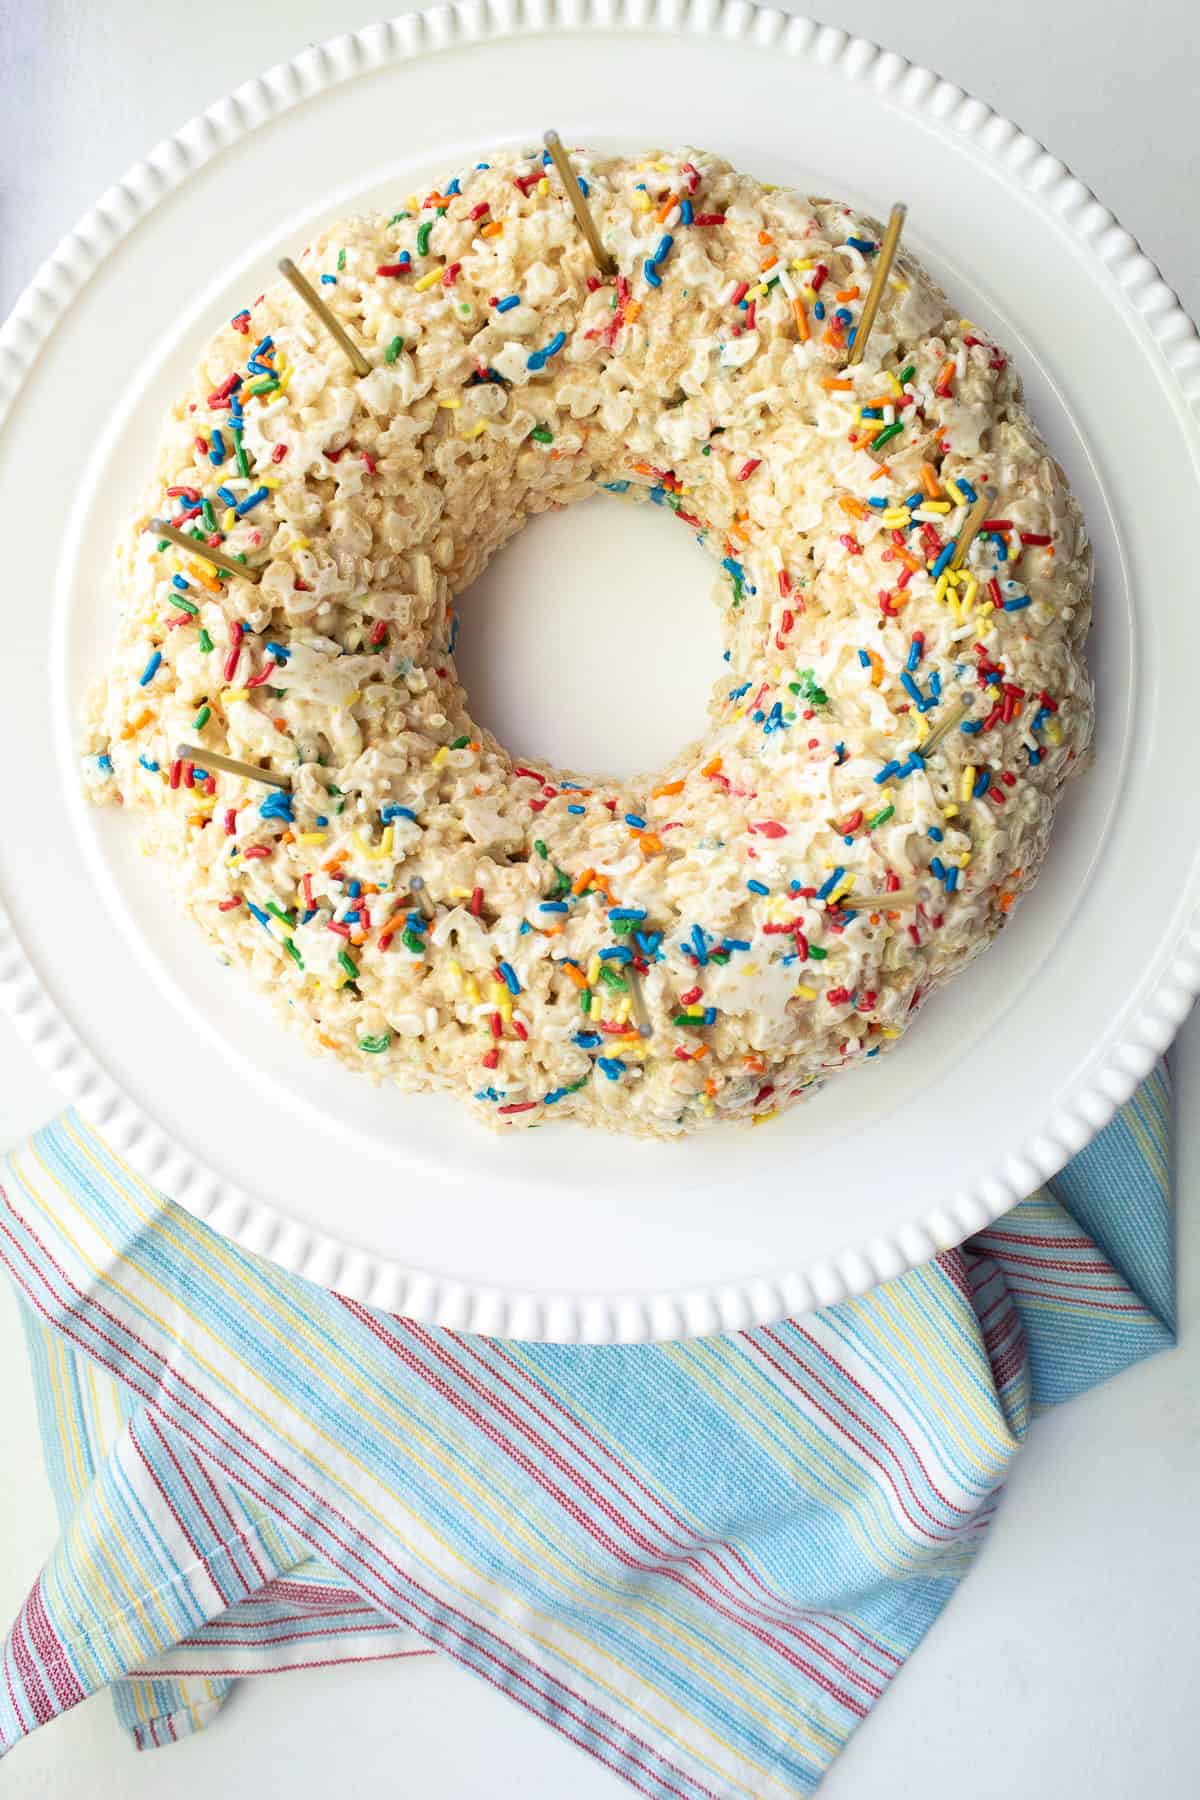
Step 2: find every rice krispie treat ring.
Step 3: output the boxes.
[84,146,1093,1137]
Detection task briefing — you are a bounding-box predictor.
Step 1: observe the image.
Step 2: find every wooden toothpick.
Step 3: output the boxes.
[148,518,261,585]
[277,256,371,377]
[838,886,924,910]
[625,964,653,1040]
[543,132,615,278]
[948,487,996,572]
[174,743,291,791]
[846,203,907,366]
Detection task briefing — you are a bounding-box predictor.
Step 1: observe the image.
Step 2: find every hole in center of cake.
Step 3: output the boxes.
[454,492,725,781]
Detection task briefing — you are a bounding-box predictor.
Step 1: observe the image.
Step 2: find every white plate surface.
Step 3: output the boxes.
[1,2,1199,1340]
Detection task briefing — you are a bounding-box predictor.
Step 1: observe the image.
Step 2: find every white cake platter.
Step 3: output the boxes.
[1,2,1198,1340]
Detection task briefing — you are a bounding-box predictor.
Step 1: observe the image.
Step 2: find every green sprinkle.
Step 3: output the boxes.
[192,703,211,730]
[416,220,433,256]
[611,919,634,937]
[170,594,199,616]
[580,989,592,1013]
[534,839,548,859]
[899,363,916,385]
[387,210,410,226]
[789,669,829,707]
[870,420,905,452]
[337,950,359,980]
[198,627,214,653]
[551,866,571,897]
[709,949,731,964]
[701,444,711,455]
[866,804,895,829]
[337,248,346,271]
[359,1032,391,1053]
[283,937,304,969]
[401,928,425,955]
[673,1012,706,1028]
[156,538,170,551]
[599,966,627,991]
[248,377,279,397]
[267,901,296,927]
[530,426,553,444]
[449,734,470,749]
[201,500,216,531]
[385,335,404,363]
[808,944,828,961]
[234,429,250,479]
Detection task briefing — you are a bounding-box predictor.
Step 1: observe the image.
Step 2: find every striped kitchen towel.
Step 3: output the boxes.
[0,1069,1174,1795]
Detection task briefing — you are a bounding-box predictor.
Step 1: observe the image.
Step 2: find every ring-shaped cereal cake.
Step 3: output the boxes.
[84,147,1094,1136]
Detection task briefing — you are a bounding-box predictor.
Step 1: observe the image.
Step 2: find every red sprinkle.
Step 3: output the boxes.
[271,443,288,464]
[217,896,242,911]
[302,874,314,909]
[750,820,787,839]
[223,622,243,683]
[512,1019,529,1041]
[1020,532,1052,546]
[469,886,484,916]
[513,765,544,782]
[242,844,271,860]
[469,201,490,221]
[223,808,237,835]
[981,519,1013,532]
[245,661,276,689]
[680,986,702,1006]
[169,758,183,790]
[826,987,851,1006]
[737,458,761,482]
[181,761,195,790]
[693,212,726,226]
[482,1048,500,1070]
[442,261,462,287]
[498,1101,538,1114]
[376,262,410,277]
[370,620,388,645]
[489,1012,503,1039]
[327,920,352,938]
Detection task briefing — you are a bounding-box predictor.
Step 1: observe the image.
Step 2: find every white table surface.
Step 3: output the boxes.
[2,1,1198,1793]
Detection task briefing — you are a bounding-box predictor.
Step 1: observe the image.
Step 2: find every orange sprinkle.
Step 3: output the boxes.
[757,230,774,245]
[318,1035,339,1051]
[273,717,288,732]
[792,298,809,342]
[624,301,642,324]
[652,779,685,797]
[839,496,870,520]
[835,286,860,302]
[759,253,778,272]
[185,561,223,595]
[558,962,589,989]
[657,192,680,223]
[638,833,664,856]
[279,829,295,844]
[120,709,153,739]
[897,549,923,574]
[571,867,596,895]
[822,378,854,392]
[701,755,723,776]
[866,649,883,686]
[997,892,1016,913]
[480,220,504,238]
[919,462,941,499]
[743,1055,766,1074]
[704,1076,718,1095]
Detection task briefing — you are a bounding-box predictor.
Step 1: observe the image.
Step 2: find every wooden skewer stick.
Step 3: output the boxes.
[838,886,926,910]
[277,256,371,377]
[407,875,436,921]
[174,743,291,791]
[918,694,975,757]
[625,964,653,1040]
[148,518,261,585]
[543,131,615,278]
[948,486,997,572]
[845,203,907,366]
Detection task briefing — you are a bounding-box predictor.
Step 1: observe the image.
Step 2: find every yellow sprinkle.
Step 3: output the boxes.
[960,852,972,868]
[446,959,463,985]
[794,985,817,1000]
[414,266,443,292]
[914,715,930,745]
[431,746,448,768]
[223,688,250,704]
[261,477,281,491]
[751,1108,779,1126]
[880,1027,901,1039]
[944,477,967,505]
[934,573,949,605]
[450,885,471,899]
[291,536,310,550]
[537,176,549,194]
[880,508,909,526]
[438,396,462,409]
[747,283,768,300]
[341,691,360,710]
[462,421,488,439]
[943,803,959,818]
[295,831,327,844]
[587,955,601,985]
[961,765,977,803]
[632,192,652,212]
[1045,719,1064,746]
[921,500,952,514]
[463,976,481,1003]
[222,509,235,531]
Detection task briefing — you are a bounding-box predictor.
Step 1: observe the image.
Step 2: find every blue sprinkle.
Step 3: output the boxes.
[543,1088,568,1104]
[567,802,585,814]
[988,532,1008,561]
[834,742,847,765]
[906,640,922,672]
[961,720,984,735]
[901,752,925,776]
[1028,748,1043,765]
[259,791,294,822]
[209,429,226,464]
[97,753,113,772]
[347,879,361,899]
[342,911,360,925]
[930,857,946,880]
[874,760,900,784]
[497,960,520,995]
[747,879,769,895]
[721,557,745,582]
[868,496,888,510]
[253,336,274,358]
[927,826,944,842]
[680,198,693,225]
[931,543,956,579]
[235,486,269,516]
[835,307,852,326]
[406,913,426,934]
[690,923,709,967]
[247,902,272,930]
[574,1032,602,1049]
[652,234,673,265]
[609,907,647,921]
[138,754,159,772]
[860,406,883,420]
[900,672,925,708]
[973,770,991,796]
[216,485,237,506]
[858,649,871,668]
[519,920,532,935]
[172,575,190,592]
[265,641,290,661]
[945,866,960,892]
[905,491,924,508]
[643,261,662,287]
[958,478,978,502]
[602,479,631,493]
[703,1008,717,1026]
[1003,594,1032,611]
[191,768,209,782]
[599,946,633,964]
[316,815,328,826]
[597,1057,626,1081]
[320,273,336,285]
[381,805,417,823]
[495,294,521,313]
[814,301,826,320]
[846,235,876,254]
[929,671,942,702]
[624,813,646,829]
[301,909,316,925]
[722,940,750,954]
[577,177,589,197]
[539,901,569,913]
[817,867,845,901]
[446,177,461,195]
[139,650,162,686]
